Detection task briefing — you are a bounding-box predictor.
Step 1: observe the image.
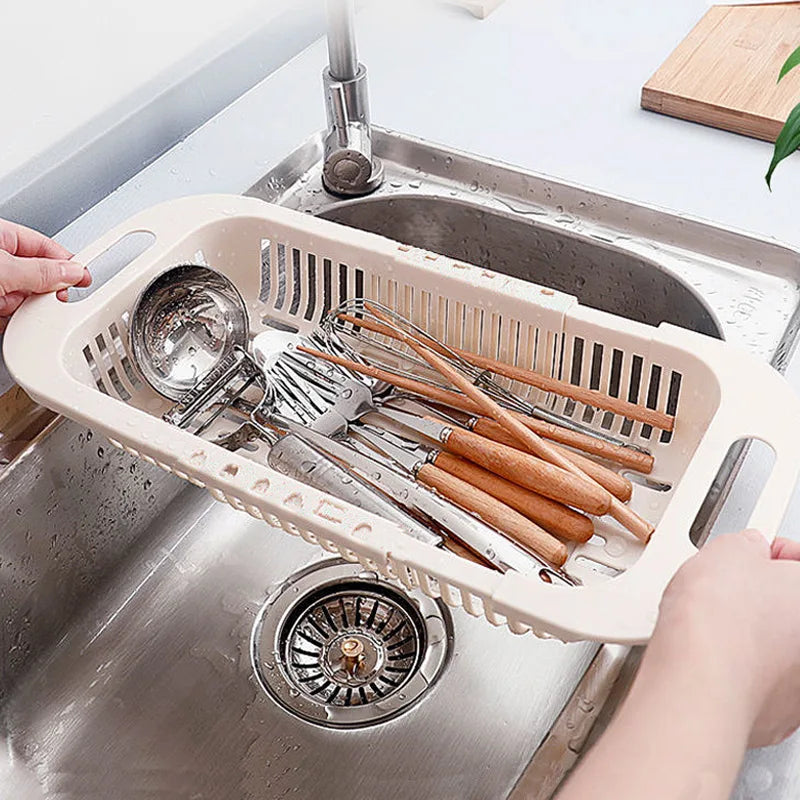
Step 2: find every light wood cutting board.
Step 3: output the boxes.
[642,3,800,141]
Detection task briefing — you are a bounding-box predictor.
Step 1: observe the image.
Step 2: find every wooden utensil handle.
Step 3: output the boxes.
[443,428,612,515]
[417,463,568,566]
[466,353,674,431]
[560,448,632,503]
[469,418,632,502]
[298,347,654,542]
[472,416,653,474]
[433,452,594,543]
[337,312,675,430]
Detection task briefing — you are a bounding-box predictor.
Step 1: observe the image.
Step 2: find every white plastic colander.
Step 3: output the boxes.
[6,194,800,643]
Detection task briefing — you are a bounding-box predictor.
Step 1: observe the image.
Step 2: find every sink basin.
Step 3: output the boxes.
[0,421,596,799]
[251,128,800,364]
[320,195,721,338]
[3,128,800,799]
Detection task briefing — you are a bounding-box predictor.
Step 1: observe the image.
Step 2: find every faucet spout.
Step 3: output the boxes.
[322,0,384,196]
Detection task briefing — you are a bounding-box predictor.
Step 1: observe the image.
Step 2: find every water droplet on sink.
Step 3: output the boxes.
[408,179,421,189]
[469,181,479,192]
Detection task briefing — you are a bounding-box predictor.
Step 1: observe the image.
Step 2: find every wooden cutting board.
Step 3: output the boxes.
[642,3,800,141]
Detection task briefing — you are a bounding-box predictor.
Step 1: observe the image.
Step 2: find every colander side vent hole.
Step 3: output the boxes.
[620,355,644,437]
[274,243,287,311]
[660,371,682,444]
[304,252,317,322]
[322,258,333,316]
[106,364,130,401]
[338,262,348,306]
[555,331,566,386]
[289,248,302,316]
[91,332,131,400]
[259,238,271,302]
[83,344,108,395]
[354,267,365,306]
[108,321,143,391]
[640,364,663,441]
[569,337,593,421]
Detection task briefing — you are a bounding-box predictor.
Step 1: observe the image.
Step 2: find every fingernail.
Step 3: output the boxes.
[742,528,769,544]
[60,261,85,283]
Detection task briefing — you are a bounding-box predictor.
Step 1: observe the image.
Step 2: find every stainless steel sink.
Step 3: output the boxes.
[250,128,800,364]
[3,128,800,799]
[0,421,597,799]
[323,194,721,337]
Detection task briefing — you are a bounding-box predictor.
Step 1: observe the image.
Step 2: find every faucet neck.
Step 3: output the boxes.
[326,0,359,81]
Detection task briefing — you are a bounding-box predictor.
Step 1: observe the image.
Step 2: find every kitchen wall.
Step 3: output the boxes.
[0,0,326,233]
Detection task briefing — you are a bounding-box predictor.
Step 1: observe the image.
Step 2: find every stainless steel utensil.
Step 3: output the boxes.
[127,265,442,546]
[273,417,576,586]
[326,299,650,454]
[252,333,581,576]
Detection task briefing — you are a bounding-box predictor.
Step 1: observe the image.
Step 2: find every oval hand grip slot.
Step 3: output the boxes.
[68,231,157,302]
[690,438,777,548]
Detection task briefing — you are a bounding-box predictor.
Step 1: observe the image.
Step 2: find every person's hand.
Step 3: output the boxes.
[557,530,800,800]
[655,529,800,748]
[0,219,91,332]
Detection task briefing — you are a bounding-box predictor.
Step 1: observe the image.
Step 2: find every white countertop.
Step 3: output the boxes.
[5,0,800,789]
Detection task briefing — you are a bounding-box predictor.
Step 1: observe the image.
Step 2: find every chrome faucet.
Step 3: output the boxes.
[322,0,384,196]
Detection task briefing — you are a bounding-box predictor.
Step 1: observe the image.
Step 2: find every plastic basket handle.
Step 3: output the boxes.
[12,195,285,325]
[74,195,271,268]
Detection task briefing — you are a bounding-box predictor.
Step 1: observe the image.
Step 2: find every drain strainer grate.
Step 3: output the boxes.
[252,560,451,728]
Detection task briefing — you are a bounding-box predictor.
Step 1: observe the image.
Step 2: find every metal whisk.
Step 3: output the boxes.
[321,299,643,452]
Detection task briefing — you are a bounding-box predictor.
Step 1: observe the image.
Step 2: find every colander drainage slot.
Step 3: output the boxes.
[251,560,451,728]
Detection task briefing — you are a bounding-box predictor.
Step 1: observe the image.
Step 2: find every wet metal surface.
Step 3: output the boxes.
[0,420,593,799]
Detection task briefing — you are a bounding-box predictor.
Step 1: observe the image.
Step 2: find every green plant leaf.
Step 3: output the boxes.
[779,45,800,82]
[766,101,800,188]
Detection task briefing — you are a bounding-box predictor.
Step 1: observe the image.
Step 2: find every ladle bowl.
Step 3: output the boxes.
[129,264,249,401]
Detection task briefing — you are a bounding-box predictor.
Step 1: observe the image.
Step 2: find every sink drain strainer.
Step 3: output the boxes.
[251,560,451,728]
